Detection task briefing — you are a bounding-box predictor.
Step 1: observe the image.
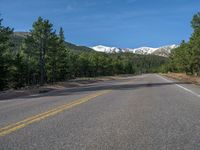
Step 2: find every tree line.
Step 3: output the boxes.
[0,16,167,90]
[161,12,200,75]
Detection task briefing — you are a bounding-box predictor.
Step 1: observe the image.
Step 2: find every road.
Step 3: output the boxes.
[1,74,200,150]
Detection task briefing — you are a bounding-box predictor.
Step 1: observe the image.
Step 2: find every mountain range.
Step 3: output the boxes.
[13,32,178,57]
[91,45,178,57]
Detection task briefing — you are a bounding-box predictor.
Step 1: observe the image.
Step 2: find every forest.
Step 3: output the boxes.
[162,12,200,75]
[0,17,167,90]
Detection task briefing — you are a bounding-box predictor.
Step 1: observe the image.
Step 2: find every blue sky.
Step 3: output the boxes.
[0,0,200,48]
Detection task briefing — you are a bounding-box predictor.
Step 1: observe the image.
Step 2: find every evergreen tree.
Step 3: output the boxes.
[164,11,200,75]
[0,18,13,90]
[59,27,65,42]
[191,12,200,32]
[28,17,54,85]
[57,27,71,80]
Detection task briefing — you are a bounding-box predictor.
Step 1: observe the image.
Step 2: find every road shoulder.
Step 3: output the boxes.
[158,73,200,98]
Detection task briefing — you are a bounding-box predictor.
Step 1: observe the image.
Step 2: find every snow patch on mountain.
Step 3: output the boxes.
[92,45,123,53]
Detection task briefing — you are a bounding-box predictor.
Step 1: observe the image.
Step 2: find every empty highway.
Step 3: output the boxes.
[1,74,200,150]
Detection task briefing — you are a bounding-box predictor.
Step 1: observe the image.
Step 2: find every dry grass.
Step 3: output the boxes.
[161,73,200,86]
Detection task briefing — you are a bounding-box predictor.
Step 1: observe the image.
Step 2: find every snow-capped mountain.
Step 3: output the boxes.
[130,47,158,54]
[91,44,178,57]
[152,45,178,57]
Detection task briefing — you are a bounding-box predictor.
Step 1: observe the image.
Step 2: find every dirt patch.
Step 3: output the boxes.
[161,73,200,86]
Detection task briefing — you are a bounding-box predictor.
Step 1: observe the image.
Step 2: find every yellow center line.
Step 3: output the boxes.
[0,90,112,137]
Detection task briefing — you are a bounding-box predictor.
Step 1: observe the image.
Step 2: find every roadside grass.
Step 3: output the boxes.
[161,73,200,86]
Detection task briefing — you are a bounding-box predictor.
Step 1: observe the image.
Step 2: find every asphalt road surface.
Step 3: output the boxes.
[1,74,200,150]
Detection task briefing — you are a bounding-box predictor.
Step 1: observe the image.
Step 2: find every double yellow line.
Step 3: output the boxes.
[0,90,111,137]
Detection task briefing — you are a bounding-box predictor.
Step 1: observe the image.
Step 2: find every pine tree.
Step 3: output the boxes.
[28,17,54,85]
[191,12,200,32]
[57,27,71,80]
[59,27,65,42]
[165,11,200,75]
[0,18,13,90]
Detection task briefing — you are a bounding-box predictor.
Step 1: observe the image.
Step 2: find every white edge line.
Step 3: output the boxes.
[156,74,200,98]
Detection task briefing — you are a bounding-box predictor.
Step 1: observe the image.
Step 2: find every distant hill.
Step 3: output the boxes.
[12,32,30,50]
[12,32,94,53]
[64,41,94,53]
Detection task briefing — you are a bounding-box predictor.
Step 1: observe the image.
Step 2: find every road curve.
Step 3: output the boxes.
[1,74,200,150]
